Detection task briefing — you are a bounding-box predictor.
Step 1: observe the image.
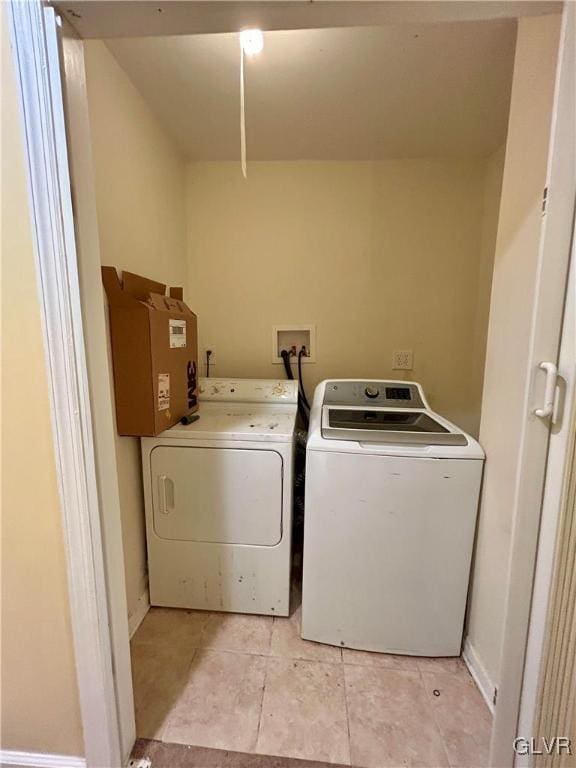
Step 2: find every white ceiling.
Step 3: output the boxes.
[61,1,559,39]
[105,20,516,161]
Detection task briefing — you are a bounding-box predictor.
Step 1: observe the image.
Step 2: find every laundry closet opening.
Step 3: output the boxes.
[69,10,563,766]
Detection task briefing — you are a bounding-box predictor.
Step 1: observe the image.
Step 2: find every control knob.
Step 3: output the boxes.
[365,386,379,399]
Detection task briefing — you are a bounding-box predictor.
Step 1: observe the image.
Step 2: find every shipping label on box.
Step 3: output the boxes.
[169,319,187,348]
[158,373,170,411]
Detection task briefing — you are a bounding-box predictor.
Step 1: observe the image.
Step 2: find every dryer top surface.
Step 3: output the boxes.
[158,401,298,443]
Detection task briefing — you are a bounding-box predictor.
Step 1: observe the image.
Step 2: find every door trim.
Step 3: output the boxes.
[0,750,87,768]
[6,3,123,766]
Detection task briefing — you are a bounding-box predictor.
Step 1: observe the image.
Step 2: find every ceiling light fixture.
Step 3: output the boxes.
[239,29,264,178]
[240,29,264,56]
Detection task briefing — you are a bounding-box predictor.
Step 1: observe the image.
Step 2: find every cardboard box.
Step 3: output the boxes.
[102,267,198,436]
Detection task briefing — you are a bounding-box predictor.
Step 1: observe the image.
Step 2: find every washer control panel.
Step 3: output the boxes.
[323,380,425,408]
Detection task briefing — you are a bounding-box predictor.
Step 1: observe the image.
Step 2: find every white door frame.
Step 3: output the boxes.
[58,14,137,761]
[6,2,575,767]
[6,3,124,766]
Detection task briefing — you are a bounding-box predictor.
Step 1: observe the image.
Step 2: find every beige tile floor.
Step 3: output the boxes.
[131,606,492,768]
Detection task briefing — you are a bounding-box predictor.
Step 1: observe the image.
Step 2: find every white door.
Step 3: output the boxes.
[150,446,283,545]
[491,7,576,765]
[516,233,575,758]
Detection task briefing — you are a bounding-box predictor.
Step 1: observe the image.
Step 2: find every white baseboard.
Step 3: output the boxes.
[463,636,496,714]
[0,750,86,768]
[128,587,150,639]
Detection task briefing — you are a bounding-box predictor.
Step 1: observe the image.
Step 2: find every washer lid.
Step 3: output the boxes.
[159,401,297,443]
[322,406,468,446]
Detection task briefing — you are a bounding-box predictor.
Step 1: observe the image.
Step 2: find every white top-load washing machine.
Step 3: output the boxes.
[301,379,484,656]
[142,378,298,616]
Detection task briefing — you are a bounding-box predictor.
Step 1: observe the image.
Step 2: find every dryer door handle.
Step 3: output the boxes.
[158,474,175,514]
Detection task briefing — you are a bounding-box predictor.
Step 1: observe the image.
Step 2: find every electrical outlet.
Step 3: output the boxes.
[392,349,413,370]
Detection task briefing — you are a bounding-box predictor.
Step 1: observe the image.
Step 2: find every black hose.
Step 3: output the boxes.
[297,349,310,411]
[281,349,308,427]
[280,349,294,380]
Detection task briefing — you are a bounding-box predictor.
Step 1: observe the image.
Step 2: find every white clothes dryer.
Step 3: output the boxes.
[142,378,298,616]
[301,379,484,656]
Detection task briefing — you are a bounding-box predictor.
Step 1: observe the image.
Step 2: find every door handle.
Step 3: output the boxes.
[158,474,174,514]
[534,362,558,418]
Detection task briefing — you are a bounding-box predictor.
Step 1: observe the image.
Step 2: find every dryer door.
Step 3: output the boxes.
[150,446,283,545]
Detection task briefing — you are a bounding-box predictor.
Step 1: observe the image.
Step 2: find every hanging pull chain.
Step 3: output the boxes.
[239,29,263,179]
[240,44,247,178]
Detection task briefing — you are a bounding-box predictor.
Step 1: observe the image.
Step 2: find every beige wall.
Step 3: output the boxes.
[187,159,500,436]
[84,41,187,621]
[0,9,84,756]
[470,145,506,434]
[466,14,561,690]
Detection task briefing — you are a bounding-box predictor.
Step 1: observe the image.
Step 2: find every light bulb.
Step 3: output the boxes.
[240,29,264,56]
